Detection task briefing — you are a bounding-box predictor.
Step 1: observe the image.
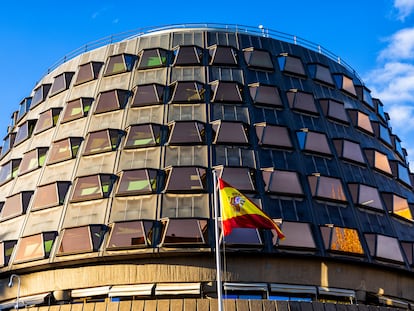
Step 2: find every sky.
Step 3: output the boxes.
[1,0,414,165]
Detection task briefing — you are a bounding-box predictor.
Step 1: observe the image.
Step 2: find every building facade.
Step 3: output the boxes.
[0,24,413,309]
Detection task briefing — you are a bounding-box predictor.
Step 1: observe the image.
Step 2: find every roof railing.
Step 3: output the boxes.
[43,23,361,83]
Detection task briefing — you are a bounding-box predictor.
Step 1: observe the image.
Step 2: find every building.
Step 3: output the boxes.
[0,24,413,310]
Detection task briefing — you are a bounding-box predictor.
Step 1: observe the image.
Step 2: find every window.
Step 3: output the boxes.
[216,166,256,191]
[319,99,348,123]
[381,192,412,221]
[83,129,124,155]
[61,98,94,123]
[14,119,37,146]
[375,99,387,122]
[210,81,243,103]
[163,166,207,193]
[364,234,404,262]
[94,89,130,114]
[348,110,374,134]
[173,46,203,66]
[212,121,248,145]
[396,162,411,186]
[47,137,82,165]
[320,225,364,255]
[31,181,71,211]
[17,97,32,121]
[333,139,365,164]
[124,124,161,149]
[393,136,406,161]
[167,103,206,122]
[110,195,157,221]
[356,86,374,109]
[168,121,205,145]
[0,191,33,220]
[308,174,346,202]
[166,145,208,167]
[296,129,331,156]
[75,61,103,85]
[138,48,168,69]
[209,67,243,83]
[0,241,17,267]
[371,122,392,147]
[209,45,238,66]
[348,183,384,211]
[277,222,316,249]
[160,218,208,246]
[308,63,334,85]
[116,169,157,196]
[249,83,283,108]
[161,193,209,218]
[169,81,205,103]
[57,225,106,255]
[243,48,274,70]
[277,54,306,77]
[212,104,249,123]
[14,232,57,263]
[0,133,16,158]
[18,147,48,175]
[106,220,153,249]
[131,83,165,107]
[222,228,263,247]
[364,149,392,175]
[70,174,116,202]
[262,169,303,196]
[50,72,75,96]
[33,108,61,134]
[333,74,357,96]
[0,159,21,184]
[104,54,137,76]
[286,89,318,115]
[31,84,51,108]
[214,146,255,168]
[255,123,292,149]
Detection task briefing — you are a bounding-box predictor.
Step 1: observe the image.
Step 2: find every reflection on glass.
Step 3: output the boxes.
[161,218,208,245]
[107,221,153,249]
[61,98,93,123]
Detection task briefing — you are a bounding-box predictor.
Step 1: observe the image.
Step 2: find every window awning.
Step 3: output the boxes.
[0,292,50,309]
[270,284,317,295]
[108,284,154,297]
[71,286,111,298]
[155,283,201,295]
[224,282,268,292]
[378,295,409,308]
[318,286,355,298]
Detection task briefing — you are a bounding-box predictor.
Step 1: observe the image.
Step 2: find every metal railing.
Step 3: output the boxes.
[43,23,361,82]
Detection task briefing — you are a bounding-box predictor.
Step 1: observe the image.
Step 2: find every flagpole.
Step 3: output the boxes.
[213,170,224,311]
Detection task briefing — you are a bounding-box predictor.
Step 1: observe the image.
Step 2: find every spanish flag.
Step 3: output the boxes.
[218,178,285,239]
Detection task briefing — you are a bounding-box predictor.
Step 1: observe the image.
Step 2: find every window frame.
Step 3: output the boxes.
[50,72,75,96]
[124,123,162,149]
[115,169,158,196]
[103,53,137,76]
[47,137,83,165]
[94,89,130,114]
[131,83,165,107]
[82,129,124,156]
[160,218,209,247]
[61,97,94,123]
[13,232,57,263]
[286,89,318,115]
[18,147,48,175]
[33,108,62,134]
[31,181,71,211]
[74,61,104,85]
[70,174,116,203]
[57,224,107,255]
[106,220,154,250]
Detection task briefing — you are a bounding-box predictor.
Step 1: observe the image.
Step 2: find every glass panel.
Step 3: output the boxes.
[0,159,21,184]
[161,194,209,218]
[50,72,74,95]
[249,84,283,107]
[374,151,392,174]
[308,175,346,202]
[107,220,152,249]
[75,61,103,85]
[116,169,157,196]
[211,81,243,103]
[34,108,61,134]
[262,170,303,196]
[14,120,37,145]
[308,63,333,85]
[32,181,71,210]
[217,167,255,191]
[319,99,348,123]
[327,227,364,254]
[393,195,412,220]
[19,148,48,175]
[255,124,292,148]
[1,192,33,220]
[286,90,318,114]
[333,74,356,96]
[209,45,238,66]
[131,84,165,107]
[83,129,123,155]
[17,97,32,121]
[124,124,161,148]
[167,103,206,122]
[58,226,92,254]
[362,88,374,108]
[371,234,405,262]
[161,218,208,245]
[168,121,205,144]
[341,140,365,164]
[243,48,274,70]
[104,54,136,76]
[278,54,306,76]
[95,89,130,114]
[14,233,56,262]
[278,222,316,248]
[212,121,248,144]
[0,241,17,267]
[297,131,331,155]
[354,111,374,133]
[61,98,93,123]
[397,163,411,186]
[379,124,392,146]
[138,49,168,69]
[223,228,262,246]
[48,137,82,165]
[174,46,202,65]
[348,183,383,211]
[0,133,16,157]
[164,167,206,192]
[31,84,51,108]
[214,146,255,167]
[170,81,205,103]
[71,174,114,202]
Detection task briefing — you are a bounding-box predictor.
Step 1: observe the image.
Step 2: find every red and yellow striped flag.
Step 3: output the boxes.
[218,178,284,239]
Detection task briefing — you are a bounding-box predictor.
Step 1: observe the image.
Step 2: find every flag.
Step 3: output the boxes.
[218,178,285,239]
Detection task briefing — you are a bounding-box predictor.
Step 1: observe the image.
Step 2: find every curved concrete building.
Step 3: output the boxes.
[0,24,413,310]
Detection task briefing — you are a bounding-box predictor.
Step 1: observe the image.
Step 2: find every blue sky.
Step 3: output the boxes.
[1,0,414,165]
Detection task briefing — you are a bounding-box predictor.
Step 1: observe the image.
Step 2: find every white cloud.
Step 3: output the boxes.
[394,0,414,20]
[378,27,414,60]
